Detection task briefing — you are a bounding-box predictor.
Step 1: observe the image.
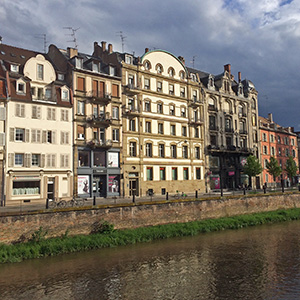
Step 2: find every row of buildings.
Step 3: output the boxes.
[0,40,297,206]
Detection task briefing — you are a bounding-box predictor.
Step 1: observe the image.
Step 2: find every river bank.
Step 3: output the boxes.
[1,207,300,264]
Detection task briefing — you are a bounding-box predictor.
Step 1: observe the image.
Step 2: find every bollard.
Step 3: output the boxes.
[282,185,284,193]
[195,190,198,198]
[166,192,169,201]
[93,196,96,206]
[298,185,300,192]
[243,188,246,195]
[263,186,266,194]
[133,192,136,203]
[46,198,49,209]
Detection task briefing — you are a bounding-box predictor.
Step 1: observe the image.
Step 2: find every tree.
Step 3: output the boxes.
[243,155,263,189]
[285,156,297,185]
[266,156,282,182]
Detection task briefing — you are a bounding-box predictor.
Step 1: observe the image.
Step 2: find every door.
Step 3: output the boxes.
[93,175,106,197]
[129,179,139,196]
[47,179,55,200]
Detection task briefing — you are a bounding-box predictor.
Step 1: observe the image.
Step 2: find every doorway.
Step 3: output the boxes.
[129,179,139,196]
[47,179,55,200]
[92,175,106,197]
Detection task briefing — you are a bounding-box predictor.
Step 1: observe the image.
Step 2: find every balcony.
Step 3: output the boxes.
[123,83,140,95]
[208,106,218,112]
[189,99,202,107]
[123,106,140,116]
[209,126,219,131]
[86,114,112,127]
[86,90,111,104]
[238,112,247,118]
[87,139,112,149]
[239,129,248,135]
[225,128,234,133]
[189,118,204,125]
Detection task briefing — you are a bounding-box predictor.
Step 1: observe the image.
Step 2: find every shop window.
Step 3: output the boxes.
[13,181,40,195]
[93,151,105,167]
[78,151,90,167]
[108,175,119,193]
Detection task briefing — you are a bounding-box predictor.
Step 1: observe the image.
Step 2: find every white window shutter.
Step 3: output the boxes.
[0,107,6,120]
[9,128,14,142]
[52,131,56,144]
[0,133,5,146]
[25,129,30,142]
[42,130,47,143]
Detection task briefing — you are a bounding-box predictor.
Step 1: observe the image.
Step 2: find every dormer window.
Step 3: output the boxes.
[209,76,214,87]
[168,67,175,77]
[11,64,19,73]
[16,79,26,94]
[144,60,151,70]
[37,64,44,80]
[92,62,100,73]
[125,55,133,65]
[61,88,69,101]
[109,66,116,76]
[58,74,64,81]
[191,74,196,82]
[76,58,83,69]
[45,88,52,100]
[156,64,163,74]
[179,71,185,80]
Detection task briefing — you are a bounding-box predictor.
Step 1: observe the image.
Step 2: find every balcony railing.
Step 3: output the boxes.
[86,114,112,126]
[123,107,140,115]
[239,129,248,135]
[225,128,234,133]
[87,139,112,148]
[209,125,219,131]
[86,90,111,103]
[189,118,204,125]
[124,83,140,94]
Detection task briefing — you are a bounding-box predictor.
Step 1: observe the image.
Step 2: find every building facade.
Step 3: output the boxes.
[0,44,73,205]
[259,114,298,187]
[48,44,122,198]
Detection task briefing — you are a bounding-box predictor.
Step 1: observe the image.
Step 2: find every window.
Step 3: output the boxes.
[195,147,200,159]
[17,82,25,93]
[193,90,197,101]
[128,98,136,110]
[293,149,296,157]
[78,151,90,167]
[270,134,274,143]
[128,74,134,85]
[264,159,268,169]
[147,167,153,181]
[183,168,189,180]
[156,64,162,74]
[225,118,232,131]
[263,146,268,155]
[208,98,215,109]
[112,107,119,119]
[226,136,232,146]
[60,154,70,168]
[271,147,275,156]
[159,144,165,157]
[145,121,151,133]
[180,71,185,80]
[144,78,150,90]
[160,167,166,180]
[58,74,64,81]
[169,84,174,95]
[170,124,176,136]
[181,107,186,117]
[194,127,199,138]
[157,81,162,92]
[157,102,163,114]
[77,125,85,140]
[31,129,41,143]
[15,154,24,166]
[170,104,175,115]
[196,168,201,180]
[126,55,133,65]
[129,119,136,131]
[286,148,289,156]
[180,87,185,97]
[61,109,69,121]
[171,145,177,158]
[37,88,43,99]
[92,62,100,72]
[76,58,83,69]
[145,100,151,112]
[182,126,187,137]
[285,137,289,145]
[278,136,281,143]
[31,154,40,166]
[37,64,44,80]
[93,151,106,167]
[262,133,267,142]
[109,66,116,76]
[158,123,164,134]
[129,141,137,156]
[172,167,178,180]
[47,108,56,120]
[32,106,41,119]
[278,148,282,156]
[46,154,56,167]
[168,68,175,77]
[15,104,25,117]
[44,130,55,144]
[145,143,152,157]
[45,88,52,100]
[62,89,69,101]
[15,128,25,141]
[291,139,295,146]
[60,132,70,145]
[11,64,19,72]
[182,145,188,158]
[209,115,216,130]
[112,129,119,142]
[144,60,150,69]
[210,135,217,146]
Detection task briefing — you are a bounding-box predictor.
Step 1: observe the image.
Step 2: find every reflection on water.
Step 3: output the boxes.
[1,221,300,299]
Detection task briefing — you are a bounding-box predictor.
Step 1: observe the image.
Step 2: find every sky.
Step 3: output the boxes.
[1,0,300,129]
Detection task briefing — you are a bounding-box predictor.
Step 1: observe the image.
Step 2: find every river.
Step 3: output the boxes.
[1,220,300,300]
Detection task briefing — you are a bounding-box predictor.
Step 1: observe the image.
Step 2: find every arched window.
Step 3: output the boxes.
[168,67,175,77]
[144,60,151,70]
[179,71,185,80]
[156,64,163,74]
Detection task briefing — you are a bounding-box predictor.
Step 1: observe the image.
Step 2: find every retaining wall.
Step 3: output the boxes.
[1,193,300,244]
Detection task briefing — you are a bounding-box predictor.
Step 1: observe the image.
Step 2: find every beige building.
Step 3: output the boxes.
[0,44,73,205]
[120,49,205,196]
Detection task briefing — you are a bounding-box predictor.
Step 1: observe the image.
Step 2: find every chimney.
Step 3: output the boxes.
[101,41,107,51]
[238,72,241,83]
[145,48,149,53]
[67,47,78,59]
[108,43,113,54]
[268,113,273,123]
[224,64,231,74]
[178,56,185,65]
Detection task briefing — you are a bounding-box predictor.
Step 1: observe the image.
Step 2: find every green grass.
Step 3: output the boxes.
[1,208,300,264]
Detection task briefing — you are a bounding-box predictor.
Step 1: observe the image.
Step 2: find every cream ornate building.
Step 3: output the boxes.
[0,44,73,205]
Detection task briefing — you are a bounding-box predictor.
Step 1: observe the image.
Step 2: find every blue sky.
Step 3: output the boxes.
[1,0,300,129]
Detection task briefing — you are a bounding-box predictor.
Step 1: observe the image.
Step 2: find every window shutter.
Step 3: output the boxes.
[9,128,14,142]
[25,129,30,142]
[66,154,69,168]
[0,133,5,146]
[52,109,56,120]
[37,107,41,119]
[52,131,56,144]
[61,109,64,121]
[21,104,25,117]
[66,111,69,121]
[66,132,69,144]
[40,154,45,168]
[15,104,20,117]
[42,130,47,143]
[60,132,64,144]
[8,153,14,167]
[60,154,63,167]
[47,154,51,167]
[52,154,56,167]
[47,108,51,120]
[0,107,6,120]
[25,153,31,167]
[31,130,36,143]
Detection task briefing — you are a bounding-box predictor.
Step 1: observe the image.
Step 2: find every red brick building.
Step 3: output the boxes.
[259,114,298,187]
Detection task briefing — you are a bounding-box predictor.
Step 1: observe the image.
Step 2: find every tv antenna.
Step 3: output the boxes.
[64,27,80,49]
[34,34,47,53]
[116,31,126,52]
[190,56,196,68]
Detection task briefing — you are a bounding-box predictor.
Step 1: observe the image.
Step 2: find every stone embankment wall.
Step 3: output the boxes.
[1,193,300,244]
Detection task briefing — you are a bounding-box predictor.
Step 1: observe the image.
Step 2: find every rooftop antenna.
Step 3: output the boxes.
[190,56,196,68]
[64,27,80,49]
[34,34,47,53]
[116,31,126,52]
